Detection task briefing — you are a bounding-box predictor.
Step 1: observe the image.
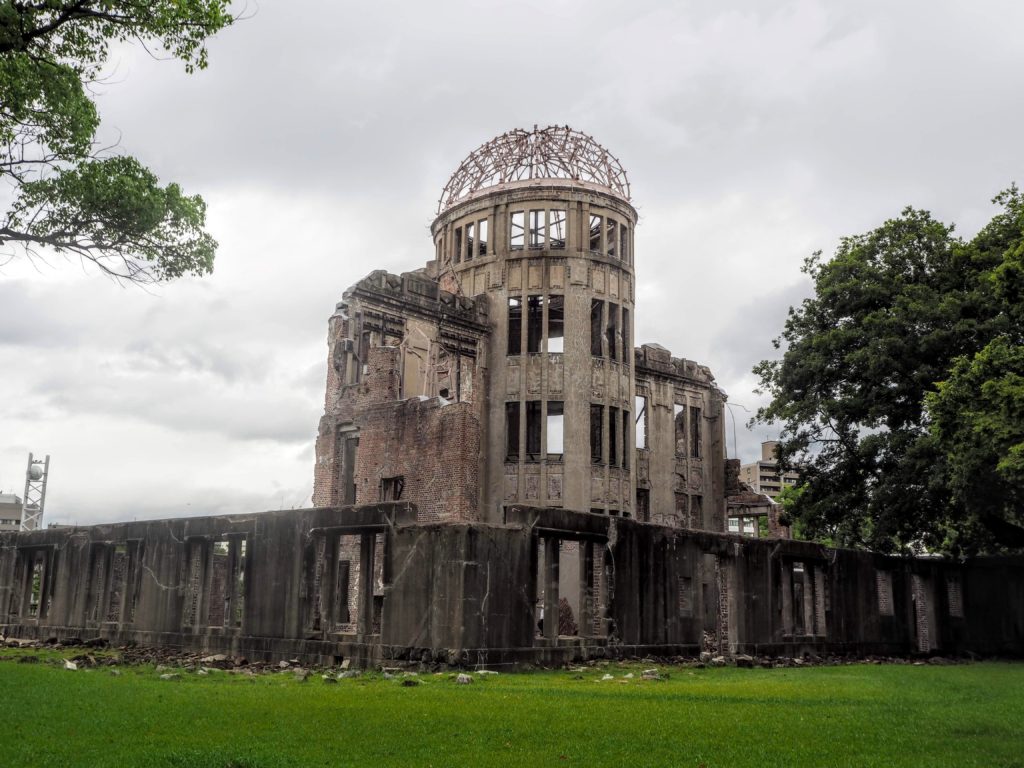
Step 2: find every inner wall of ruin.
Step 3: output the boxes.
[2,504,1022,665]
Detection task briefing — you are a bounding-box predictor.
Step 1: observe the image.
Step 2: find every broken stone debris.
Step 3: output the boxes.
[455,673,473,684]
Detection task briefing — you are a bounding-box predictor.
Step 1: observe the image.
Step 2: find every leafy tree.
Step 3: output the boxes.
[754,188,1024,554]
[926,188,1024,550]
[0,1,234,283]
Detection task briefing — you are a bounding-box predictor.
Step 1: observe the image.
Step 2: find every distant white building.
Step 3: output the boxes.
[739,440,801,501]
[0,493,23,531]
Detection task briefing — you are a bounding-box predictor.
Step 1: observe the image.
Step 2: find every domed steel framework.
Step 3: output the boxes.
[437,125,631,214]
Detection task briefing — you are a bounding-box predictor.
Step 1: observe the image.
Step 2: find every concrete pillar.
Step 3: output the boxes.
[544,537,559,640]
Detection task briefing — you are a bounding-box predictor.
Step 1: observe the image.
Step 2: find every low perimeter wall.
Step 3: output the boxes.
[2,504,1022,667]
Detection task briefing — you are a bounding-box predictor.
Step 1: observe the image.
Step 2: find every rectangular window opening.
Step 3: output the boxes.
[28,552,44,618]
[380,476,404,502]
[606,304,619,362]
[546,401,564,459]
[673,404,685,456]
[607,219,618,259]
[454,227,463,264]
[507,297,522,355]
[208,540,230,627]
[465,222,475,262]
[609,406,619,467]
[690,406,702,458]
[529,210,546,248]
[547,295,564,354]
[549,210,566,249]
[589,214,602,254]
[590,299,604,357]
[477,219,488,256]
[621,226,629,263]
[233,538,246,628]
[506,402,520,461]
[621,309,630,367]
[510,211,525,250]
[590,404,604,464]
[635,395,648,449]
[622,409,630,469]
[525,401,542,461]
[527,295,543,354]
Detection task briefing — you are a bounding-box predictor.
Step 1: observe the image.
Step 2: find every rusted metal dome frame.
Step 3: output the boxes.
[437,125,631,215]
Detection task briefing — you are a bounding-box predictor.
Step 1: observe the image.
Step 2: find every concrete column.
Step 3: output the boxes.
[544,537,559,640]
[358,533,376,637]
[579,541,594,637]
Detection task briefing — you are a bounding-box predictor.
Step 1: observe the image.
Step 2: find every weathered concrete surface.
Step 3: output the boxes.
[3,504,1021,667]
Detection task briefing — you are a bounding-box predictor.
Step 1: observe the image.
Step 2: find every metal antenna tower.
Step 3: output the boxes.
[21,453,50,531]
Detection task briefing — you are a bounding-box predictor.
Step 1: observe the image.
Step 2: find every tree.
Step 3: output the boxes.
[926,188,1024,551]
[0,1,234,284]
[754,188,1024,555]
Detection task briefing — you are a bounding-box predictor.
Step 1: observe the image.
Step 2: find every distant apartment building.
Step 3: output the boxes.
[738,441,800,500]
[0,494,23,531]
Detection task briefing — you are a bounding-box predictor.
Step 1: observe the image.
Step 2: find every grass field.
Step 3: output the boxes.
[0,649,1021,767]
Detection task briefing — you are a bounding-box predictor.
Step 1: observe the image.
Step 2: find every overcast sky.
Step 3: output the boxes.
[2,0,1023,525]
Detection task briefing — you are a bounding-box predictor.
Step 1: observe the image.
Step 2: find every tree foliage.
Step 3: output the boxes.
[755,187,1024,555]
[0,1,234,283]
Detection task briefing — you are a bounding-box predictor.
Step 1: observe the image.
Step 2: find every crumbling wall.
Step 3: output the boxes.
[634,344,728,531]
[354,350,482,522]
[313,269,490,510]
[1,505,1021,666]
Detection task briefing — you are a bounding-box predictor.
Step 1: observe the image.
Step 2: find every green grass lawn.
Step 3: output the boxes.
[0,650,1021,768]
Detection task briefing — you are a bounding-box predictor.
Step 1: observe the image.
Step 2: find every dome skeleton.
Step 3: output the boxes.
[437,125,631,215]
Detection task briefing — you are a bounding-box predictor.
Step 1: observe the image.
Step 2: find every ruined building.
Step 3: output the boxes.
[312,126,726,530]
[2,128,1022,666]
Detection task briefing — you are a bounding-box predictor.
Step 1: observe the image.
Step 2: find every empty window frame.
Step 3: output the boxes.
[609,406,619,466]
[691,495,703,527]
[690,406,702,458]
[525,401,542,461]
[591,299,604,357]
[622,409,630,469]
[589,214,602,254]
[590,404,604,464]
[547,401,564,459]
[27,551,44,618]
[505,402,520,461]
[673,404,686,456]
[607,219,618,259]
[549,209,566,249]
[527,295,544,354]
[465,222,475,261]
[606,303,619,362]
[547,295,564,353]
[380,476,404,502]
[477,219,488,257]
[208,540,231,627]
[454,227,463,264]
[529,210,546,248]
[620,225,629,263]
[508,297,522,355]
[621,309,630,366]
[635,395,648,449]
[510,211,525,250]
